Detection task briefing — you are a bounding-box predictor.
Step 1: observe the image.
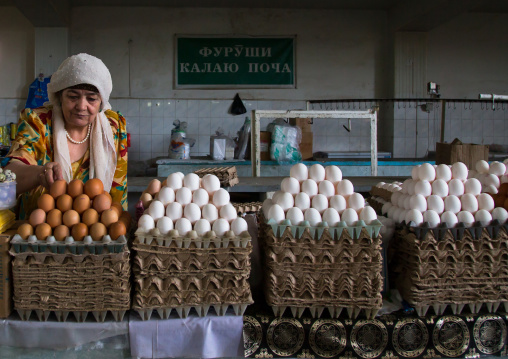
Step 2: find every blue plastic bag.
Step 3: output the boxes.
[25,75,51,109]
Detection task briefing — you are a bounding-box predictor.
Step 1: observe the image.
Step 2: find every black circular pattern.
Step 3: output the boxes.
[473,315,507,355]
[392,318,429,358]
[351,320,389,358]
[433,316,470,357]
[267,317,305,356]
[243,315,263,357]
[309,319,347,358]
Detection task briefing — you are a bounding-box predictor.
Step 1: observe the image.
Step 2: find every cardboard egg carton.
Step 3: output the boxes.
[367,196,385,214]
[232,201,263,214]
[369,186,393,202]
[194,166,239,187]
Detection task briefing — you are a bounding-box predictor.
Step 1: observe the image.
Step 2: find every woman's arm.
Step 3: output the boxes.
[5,161,63,195]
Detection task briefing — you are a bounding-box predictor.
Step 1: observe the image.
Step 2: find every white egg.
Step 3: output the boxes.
[336,180,354,197]
[183,202,201,224]
[156,216,174,234]
[212,218,230,236]
[311,194,329,214]
[231,217,248,236]
[376,181,386,188]
[329,195,347,214]
[444,195,461,214]
[407,180,416,196]
[318,180,335,198]
[451,162,468,180]
[304,208,322,226]
[165,202,183,221]
[322,208,340,226]
[435,164,452,182]
[295,192,311,211]
[202,203,219,223]
[396,194,406,209]
[175,172,185,180]
[476,160,489,174]
[464,178,482,195]
[403,196,412,210]
[273,192,295,212]
[192,188,210,208]
[482,185,498,194]
[414,180,432,197]
[388,206,398,220]
[212,188,230,208]
[432,179,449,198]
[201,174,221,195]
[489,161,506,176]
[341,208,358,226]
[391,191,402,206]
[137,214,155,232]
[262,198,273,217]
[484,174,500,188]
[397,209,408,224]
[477,193,495,211]
[176,187,193,205]
[448,179,465,196]
[475,209,492,226]
[194,218,211,236]
[405,209,423,226]
[457,211,475,227]
[382,202,393,215]
[410,194,427,212]
[286,207,304,225]
[175,218,192,236]
[400,179,409,194]
[411,165,420,180]
[492,207,508,223]
[219,203,238,223]
[267,204,285,223]
[183,173,200,191]
[461,193,478,213]
[301,179,318,198]
[271,191,283,203]
[290,163,308,182]
[166,173,183,190]
[325,166,342,183]
[441,211,458,227]
[281,177,301,195]
[309,164,326,183]
[423,210,440,227]
[157,187,175,206]
[148,200,165,221]
[418,163,436,182]
[348,193,365,211]
[359,206,377,224]
[427,195,444,214]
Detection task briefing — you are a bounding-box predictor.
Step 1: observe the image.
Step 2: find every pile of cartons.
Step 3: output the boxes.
[194,167,239,187]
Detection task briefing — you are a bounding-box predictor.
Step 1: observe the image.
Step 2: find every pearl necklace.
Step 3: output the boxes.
[66,124,91,144]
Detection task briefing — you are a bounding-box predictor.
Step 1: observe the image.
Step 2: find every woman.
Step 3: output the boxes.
[5,53,127,219]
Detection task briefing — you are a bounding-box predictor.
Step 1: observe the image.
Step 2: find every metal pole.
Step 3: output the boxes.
[251,110,260,177]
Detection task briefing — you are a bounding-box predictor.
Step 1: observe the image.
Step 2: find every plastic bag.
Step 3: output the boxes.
[267,118,302,163]
[169,120,195,160]
[234,117,251,159]
[25,74,50,109]
[210,127,236,160]
[229,93,247,115]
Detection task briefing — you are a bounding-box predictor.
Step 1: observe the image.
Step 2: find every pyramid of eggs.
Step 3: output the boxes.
[11,179,131,322]
[376,161,508,316]
[260,163,383,320]
[132,172,253,320]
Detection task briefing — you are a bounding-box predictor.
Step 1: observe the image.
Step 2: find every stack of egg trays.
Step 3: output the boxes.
[10,234,130,322]
[132,228,253,320]
[390,220,508,317]
[260,218,384,320]
[194,166,239,187]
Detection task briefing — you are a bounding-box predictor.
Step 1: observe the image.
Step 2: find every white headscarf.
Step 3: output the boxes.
[45,53,117,192]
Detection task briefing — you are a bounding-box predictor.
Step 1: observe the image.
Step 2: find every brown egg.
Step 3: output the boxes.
[101,209,119,228]
[109,221,127,240]
[161,179,167,187]
[54,225,70,241]
[89,222,107,241]
[35,223,52,240]
[46,208,63,228]
[119,211,132,230]
[50,180,67,198]
[110,202,123,217]
[84,178,104,200]
[146,179,161,196]
[62,209,80,227]
[82,208,99,227]
[17,223,34,240]
[73,194,91,214]
[92,193,112,213]
[56,194,73,212]
[102,191,112,202]
[29,209,46,227]
[71,223,88,241]
[67,179,84,198]
[140,192,153,209]
[37,193,55,212]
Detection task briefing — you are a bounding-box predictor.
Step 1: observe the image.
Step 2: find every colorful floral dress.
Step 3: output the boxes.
[6,106,128,219]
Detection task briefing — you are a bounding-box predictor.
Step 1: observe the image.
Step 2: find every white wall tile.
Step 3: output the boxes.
[140,100,152,117]
[151,100,164,117]
[151,117,164,135]
[175,100,188,118]
[139,117,152,134]
[185,118,199,135]
[129,152,139,161]
[126,117,139,134]
[209,118,224,133]
[126,99,140,117]
[139,152,152,161]
[197,100,211,118]
[164,100,176,118]
[163,118,174,135]
[483,136,493,145]
[210,100,230,117]
[151,135,164,153]
[198,118,211,135]
[198,135,209,154]
[129,134,140,153]
[405,120,416,137]
[394,120,405,138]
[139,135,152,152]
[483,120,494,138]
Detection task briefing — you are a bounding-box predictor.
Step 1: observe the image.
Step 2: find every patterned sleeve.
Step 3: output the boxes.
[107,110,128,210]
[7,108,52,166]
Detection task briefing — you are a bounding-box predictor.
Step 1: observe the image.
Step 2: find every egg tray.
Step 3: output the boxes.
[194,166,239,187]
[10,234,128,255]
[134,303,250,320]
[232,201,263,214]
[15,309,127,322]
[367,196,385,214]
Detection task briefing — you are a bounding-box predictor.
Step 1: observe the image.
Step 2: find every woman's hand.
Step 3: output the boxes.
[38,162,64,190]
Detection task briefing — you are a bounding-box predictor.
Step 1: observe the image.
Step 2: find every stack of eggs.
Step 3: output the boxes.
[375,162,508,228]
[17,179,131,241]
[136,172,248,237]
[262,163,378,227]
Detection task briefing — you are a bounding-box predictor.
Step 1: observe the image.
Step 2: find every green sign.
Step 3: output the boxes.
[176,36,295,88]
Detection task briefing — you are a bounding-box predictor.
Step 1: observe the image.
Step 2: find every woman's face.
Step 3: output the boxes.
[60,88,102,128]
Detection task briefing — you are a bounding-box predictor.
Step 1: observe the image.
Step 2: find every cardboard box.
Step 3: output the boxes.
[300,135,313,160]
[0,227,16,318]
[436,139,489,169]
[289,118,312,133]
[260,131,271,161]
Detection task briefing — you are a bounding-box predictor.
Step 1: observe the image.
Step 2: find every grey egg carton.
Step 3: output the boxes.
[265,218,383,240]
[136,303,250,320]
[412,301,507,317]
[16,308,127,322]
[10,234,128,254]
[134,228,251,249]
[271,305,379,320]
